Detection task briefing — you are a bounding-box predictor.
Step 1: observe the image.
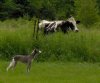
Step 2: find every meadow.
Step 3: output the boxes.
[0,61,100,83]
[0,19,100,83]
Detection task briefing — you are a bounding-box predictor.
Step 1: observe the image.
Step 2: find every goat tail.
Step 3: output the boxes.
[6,57,15,71]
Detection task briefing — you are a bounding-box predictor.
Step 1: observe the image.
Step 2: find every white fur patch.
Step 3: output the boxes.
[6,58,15,71]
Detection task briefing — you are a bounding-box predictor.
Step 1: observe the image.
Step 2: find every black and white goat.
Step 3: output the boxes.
[6,49,41,72]
[39,16,80,34]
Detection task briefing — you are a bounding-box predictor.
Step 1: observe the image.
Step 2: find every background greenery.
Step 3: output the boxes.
[0,0,100,26]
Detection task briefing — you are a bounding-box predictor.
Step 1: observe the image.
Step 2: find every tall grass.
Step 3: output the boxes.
[0,19,34,59]
[0,19,100,62]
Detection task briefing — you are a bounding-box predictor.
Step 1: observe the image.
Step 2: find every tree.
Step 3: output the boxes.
[52,0,75,19]
[75,0,99,27]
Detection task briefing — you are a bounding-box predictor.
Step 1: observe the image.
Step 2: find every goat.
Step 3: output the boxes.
[39,16,80,34]
[6,49,41,72]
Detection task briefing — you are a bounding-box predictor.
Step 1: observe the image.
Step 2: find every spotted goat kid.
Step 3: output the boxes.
[6,49,41,72]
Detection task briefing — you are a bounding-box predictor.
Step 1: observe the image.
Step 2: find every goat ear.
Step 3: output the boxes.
[76,20,80,24]
[34,48,39,52]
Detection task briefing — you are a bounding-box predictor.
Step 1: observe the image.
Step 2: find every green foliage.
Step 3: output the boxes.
[53,0,75,19]
[0,0,100,24]
[97,0,100,14]
[75,0,99,27]
[0,0,75,20]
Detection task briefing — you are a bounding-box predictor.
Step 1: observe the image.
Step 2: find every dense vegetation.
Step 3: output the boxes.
[0,0,99,26]
[0,19,100,62]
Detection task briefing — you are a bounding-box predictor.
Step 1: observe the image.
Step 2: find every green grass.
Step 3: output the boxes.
[0,19,100,62]
[0,61,100,83]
